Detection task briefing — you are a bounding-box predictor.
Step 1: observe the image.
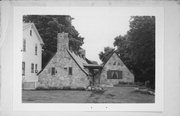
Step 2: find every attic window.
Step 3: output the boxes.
[30,30,32,36]
[113,62,116,65]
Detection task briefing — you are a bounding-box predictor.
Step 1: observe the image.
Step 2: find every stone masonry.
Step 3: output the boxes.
[38,33,90,89]
[100,52,134,86]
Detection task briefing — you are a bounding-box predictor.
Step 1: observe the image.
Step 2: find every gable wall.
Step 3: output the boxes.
[100,53,134,86]
[38,50,90,89]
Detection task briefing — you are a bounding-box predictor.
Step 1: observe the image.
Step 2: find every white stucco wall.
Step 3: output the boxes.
[22,25,42,88]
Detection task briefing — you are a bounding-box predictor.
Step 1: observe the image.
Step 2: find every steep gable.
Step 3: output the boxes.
[100,52,134,86]
[23,23,44,45]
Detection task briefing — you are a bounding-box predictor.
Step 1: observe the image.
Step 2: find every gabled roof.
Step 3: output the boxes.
[66,49,89,76]
[38,49,90,76]
[102,51,134,74]
[23,23,44,45]
[102,51,121,68]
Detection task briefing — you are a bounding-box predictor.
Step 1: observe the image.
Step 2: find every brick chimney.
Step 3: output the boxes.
[57,32,69,51]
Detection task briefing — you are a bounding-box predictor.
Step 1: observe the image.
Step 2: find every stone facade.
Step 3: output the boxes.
[100,52,134,86]
[38,33,90,89]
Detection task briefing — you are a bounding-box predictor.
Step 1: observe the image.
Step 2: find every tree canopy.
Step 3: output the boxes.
[99,47,115,64]
[99,16,155,89]
[23,15,84,67]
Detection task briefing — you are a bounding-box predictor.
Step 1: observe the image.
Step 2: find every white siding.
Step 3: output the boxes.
[22,25,42,89]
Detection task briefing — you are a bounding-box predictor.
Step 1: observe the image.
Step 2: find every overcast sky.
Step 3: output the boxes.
[68,8,130,64]
[61,7,157,64]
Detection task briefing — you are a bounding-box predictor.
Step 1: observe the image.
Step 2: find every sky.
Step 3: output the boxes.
[72,15,130,64]
[60,7,157,64]
[68,8,131,64]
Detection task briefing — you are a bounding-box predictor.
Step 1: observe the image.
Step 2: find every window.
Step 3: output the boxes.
[22,62,25,76]
[69,67,72,75]
[23,39,26,52]
[35,64,38,73]
[30,29,32,36]
[51,67,55,75]
[107,70,122,79]
[113,62,116,65]
[31,63,34,73]
[35,44,37,55]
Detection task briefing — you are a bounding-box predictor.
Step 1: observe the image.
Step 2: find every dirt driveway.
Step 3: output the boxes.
[22,87,154,103]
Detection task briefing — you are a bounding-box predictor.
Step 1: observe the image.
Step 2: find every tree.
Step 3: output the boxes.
[100,16,155,89]
[99,47,114,64]
[127,16,155,88]
[23,15,84,68]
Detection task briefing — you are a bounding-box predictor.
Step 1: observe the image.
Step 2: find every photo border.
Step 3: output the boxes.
[13,6,164,111]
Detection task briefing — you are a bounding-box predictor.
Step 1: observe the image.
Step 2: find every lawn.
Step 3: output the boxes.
[22,87,155,103]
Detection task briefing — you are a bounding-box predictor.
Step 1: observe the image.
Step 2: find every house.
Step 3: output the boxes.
[99,52,134,87]
[38,32,92,89]
[22,23,44,90]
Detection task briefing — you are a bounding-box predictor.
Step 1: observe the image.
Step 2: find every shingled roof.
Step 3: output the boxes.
[38,49,90,76]
[66,49,89,76]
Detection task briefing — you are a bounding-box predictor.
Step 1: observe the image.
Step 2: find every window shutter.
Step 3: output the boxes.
[107,70,111,79]
[118,71,122,79]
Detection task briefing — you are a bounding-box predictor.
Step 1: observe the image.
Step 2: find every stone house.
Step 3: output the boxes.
[22,23,44,90]
[99,52,134,87]
[38,32,92,89]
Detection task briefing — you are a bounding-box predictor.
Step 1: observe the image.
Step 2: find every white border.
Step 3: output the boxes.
[13,7,164,111]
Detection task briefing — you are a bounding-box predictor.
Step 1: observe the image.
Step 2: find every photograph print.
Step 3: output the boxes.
[22,10,155,103]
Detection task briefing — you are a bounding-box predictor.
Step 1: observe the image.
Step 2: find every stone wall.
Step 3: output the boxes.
[38,51,90,89]
[38,33,90,89]
[100,53,134,86]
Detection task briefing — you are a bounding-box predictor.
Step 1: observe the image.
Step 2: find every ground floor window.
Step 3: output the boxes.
[35,64,38,73]
[31,63,34,73]
[22,62,25,76]
[51,67,55,75]
[69,67,72,75]
[107,70,122,79]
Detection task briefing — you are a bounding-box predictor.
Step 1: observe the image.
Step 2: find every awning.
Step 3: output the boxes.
[84,64,103,69]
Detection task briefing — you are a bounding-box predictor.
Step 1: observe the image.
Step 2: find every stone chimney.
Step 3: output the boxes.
[57,32,69,51]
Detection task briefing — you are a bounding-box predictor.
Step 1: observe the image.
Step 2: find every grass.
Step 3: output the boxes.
[22,87,155,103]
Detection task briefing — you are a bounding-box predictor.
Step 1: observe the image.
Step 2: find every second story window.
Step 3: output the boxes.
[35,44,37,55]
[23,39,26,52]
[31,63,34,73]
[30,29,32,36]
